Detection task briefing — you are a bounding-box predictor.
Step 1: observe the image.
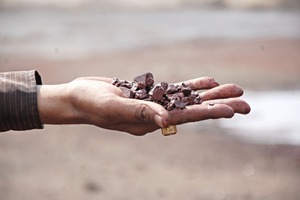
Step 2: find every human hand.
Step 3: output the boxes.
[37,76,250,136]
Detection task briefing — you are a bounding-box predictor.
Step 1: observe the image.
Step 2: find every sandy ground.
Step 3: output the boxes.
[1,35,300,199]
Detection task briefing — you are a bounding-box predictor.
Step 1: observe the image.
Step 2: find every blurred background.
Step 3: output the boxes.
[0,0,300,199]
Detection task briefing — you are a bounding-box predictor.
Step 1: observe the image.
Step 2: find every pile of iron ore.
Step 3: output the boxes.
[112,72,202,111]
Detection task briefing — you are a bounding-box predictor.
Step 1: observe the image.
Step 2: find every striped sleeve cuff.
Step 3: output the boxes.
[0,70,44,132]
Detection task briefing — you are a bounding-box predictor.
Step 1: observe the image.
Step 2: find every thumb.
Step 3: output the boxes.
[115,97,170,128]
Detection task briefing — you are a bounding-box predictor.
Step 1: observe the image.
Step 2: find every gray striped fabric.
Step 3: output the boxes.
[0,70,43,132]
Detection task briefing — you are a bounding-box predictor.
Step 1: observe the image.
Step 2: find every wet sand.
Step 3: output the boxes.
[1,37,300,199]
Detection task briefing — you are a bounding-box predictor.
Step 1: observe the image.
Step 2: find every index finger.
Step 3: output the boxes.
[200,84,244,101]
[176,77,219,90]
[75,77,113,83]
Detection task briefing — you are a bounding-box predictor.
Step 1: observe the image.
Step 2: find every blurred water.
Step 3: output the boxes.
[1,9,300,57]
[219,90,300,145]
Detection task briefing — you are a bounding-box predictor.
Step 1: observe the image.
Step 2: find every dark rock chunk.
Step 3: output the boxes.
[174,99,188,109]
[133,72,154,89]
[119,86,134,98]
[160,81,168,90]
[150,84,165,101]
[166,84,179,94]
[181,87,192,96]
[135,89,148,100]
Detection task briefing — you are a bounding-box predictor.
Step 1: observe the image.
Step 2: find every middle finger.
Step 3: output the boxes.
[200,84,244,101]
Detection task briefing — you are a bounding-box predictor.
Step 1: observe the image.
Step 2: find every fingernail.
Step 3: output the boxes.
[154,115,163,128]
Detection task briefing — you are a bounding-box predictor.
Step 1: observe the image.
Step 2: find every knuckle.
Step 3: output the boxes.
[135,104,151,123]
[206,105,215,119]
[206,104,219,119]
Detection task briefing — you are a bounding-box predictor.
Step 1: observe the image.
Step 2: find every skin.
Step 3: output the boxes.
[37,77,251,136]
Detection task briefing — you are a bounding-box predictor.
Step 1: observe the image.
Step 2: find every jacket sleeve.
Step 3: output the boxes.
[0,70,44,132]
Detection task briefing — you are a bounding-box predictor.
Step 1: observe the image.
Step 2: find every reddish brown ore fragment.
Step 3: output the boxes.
[135,89,148,99]
[181,82,189,87]
[160,81,168,90]
[131,82,139,91]
[119,87,134,98]
[174,100,188,109]
[150,84,165,101]
[112,72,202,111]
[166,84,179,94]
[177,92,185,99]
[111,78,119,86]
[145,73,154,87]
[166,94,175,101]
[166,100,175,111]
[134,72,154,89]
[121,82,132,89]
[181,87,192,96]
[194,96,203,104]
[133,75,146,89]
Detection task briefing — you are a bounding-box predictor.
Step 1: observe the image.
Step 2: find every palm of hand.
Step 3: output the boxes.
[68,77,250,135]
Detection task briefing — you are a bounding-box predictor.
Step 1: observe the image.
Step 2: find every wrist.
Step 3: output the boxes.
[37,84,81,125]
